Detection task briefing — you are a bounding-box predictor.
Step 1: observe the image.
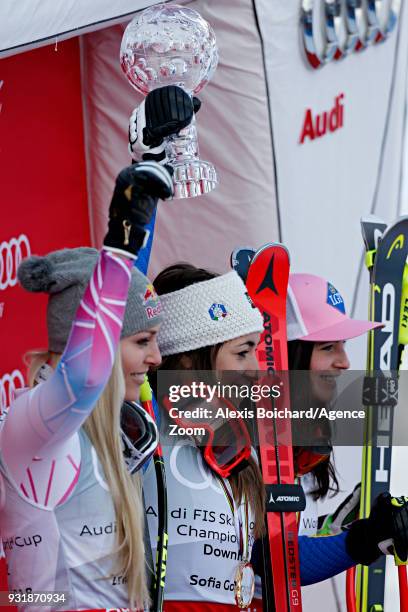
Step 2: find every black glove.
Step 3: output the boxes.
[103,162,173,257]
[345,493,408,565]
[129,85,201,161]
[143,85,201,146]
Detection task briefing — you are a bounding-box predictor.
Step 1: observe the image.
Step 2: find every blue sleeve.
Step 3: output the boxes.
[299,532,356,585]
[251,532,356,586]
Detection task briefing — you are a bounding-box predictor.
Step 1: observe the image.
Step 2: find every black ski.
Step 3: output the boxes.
[230,247,256,283]
[357,216,408,611]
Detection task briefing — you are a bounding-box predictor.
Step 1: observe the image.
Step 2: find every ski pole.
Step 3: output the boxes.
[398,566,408,612]
[346,566,357,612]
[391,496,408,612]
[140,376,168,612]
[396,269,408,612]
[347,559,408,612]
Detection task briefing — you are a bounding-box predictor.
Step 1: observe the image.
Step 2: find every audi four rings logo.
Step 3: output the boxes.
[0,234,31,291]
[0,370,25,414]
[301,0,400,69]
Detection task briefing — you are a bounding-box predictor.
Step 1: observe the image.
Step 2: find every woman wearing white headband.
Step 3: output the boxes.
[146,263,265,611]
[0,162,172,611]
[144,264,408,611]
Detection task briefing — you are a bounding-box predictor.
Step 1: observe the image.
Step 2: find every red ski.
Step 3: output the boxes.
[246,243,304,612]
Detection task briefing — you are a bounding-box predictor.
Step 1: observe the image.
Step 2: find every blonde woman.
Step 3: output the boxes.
[0,162,172,611]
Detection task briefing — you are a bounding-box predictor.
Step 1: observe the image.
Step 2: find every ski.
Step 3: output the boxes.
[246,243,304,612]
[231,245,275,609]
[346,215,388,612]
[230,247,256,283]
[231,245,277,609]
[356,216,408,611]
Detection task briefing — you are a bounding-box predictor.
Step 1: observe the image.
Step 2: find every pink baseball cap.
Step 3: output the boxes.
[287,273,383,342]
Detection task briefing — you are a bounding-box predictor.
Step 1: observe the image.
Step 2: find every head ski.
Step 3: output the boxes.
[357,216,408,611]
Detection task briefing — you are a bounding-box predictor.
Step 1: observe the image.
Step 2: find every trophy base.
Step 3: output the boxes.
[171,160,217,199]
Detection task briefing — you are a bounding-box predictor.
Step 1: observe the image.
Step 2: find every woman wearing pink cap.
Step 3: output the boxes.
[286,273,408,584]
[287,273,381,507]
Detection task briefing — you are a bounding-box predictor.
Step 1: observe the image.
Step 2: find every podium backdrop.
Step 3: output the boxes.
[1,1,408,609]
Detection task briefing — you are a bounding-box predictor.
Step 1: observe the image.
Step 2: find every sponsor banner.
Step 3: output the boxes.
[0,370,24,415]
[254,0,408,368]
[0,37,90,396]
[301,0,400,69]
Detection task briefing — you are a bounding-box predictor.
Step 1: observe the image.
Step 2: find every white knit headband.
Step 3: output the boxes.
[157,270,264,356]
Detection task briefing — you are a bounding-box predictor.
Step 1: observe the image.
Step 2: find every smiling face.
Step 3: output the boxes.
[309,340,350,403]
[214,332,261,372]
[120,325,161,402]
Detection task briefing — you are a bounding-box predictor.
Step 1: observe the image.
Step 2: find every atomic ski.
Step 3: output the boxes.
[246,243,304,612]
[231,245,276,608]
[356,216,408,611]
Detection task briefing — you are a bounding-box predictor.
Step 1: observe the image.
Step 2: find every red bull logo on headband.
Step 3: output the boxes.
[146,302,162,320]
[327,283,345,314]
[142,283,157,305]
[141,283,162,320]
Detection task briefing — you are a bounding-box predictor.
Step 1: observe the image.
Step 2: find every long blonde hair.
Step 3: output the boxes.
[26,349,149,610]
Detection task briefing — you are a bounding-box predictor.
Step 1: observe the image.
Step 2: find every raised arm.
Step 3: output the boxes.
[0,163,173,483]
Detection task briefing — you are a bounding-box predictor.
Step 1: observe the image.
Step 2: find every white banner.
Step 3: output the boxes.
[254,3,408,609]
[0,0,160,57]
[255,0,408,366]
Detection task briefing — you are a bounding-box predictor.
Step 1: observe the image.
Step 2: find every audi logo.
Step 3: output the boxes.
[301,0,400,69]
[0,369,25,414]
[0,234,31,291]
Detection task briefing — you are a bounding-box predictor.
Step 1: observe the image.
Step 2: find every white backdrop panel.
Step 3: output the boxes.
[0,0,159,57]
[255,0,408,369]
[255,0,406,284]
[254,2,408,610]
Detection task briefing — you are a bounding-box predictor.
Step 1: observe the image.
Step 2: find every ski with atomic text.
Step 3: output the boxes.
[246,243,304,612]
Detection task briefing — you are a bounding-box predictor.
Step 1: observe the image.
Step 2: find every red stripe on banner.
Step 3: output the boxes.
[0,37,91,377]
[0,36,91,599]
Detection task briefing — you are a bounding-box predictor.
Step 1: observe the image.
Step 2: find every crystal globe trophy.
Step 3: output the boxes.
[120,3,218,199]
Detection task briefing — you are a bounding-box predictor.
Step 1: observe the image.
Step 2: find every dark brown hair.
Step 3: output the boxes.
[288,339,340,500]
[153,263,266,538]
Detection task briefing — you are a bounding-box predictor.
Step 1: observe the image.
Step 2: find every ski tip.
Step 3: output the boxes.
[250,242,290,266]
[390,214,408,225]
[230,247,256,283]
[380,215,408,240]
[230,246,255,265]
[360,214,387,225]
